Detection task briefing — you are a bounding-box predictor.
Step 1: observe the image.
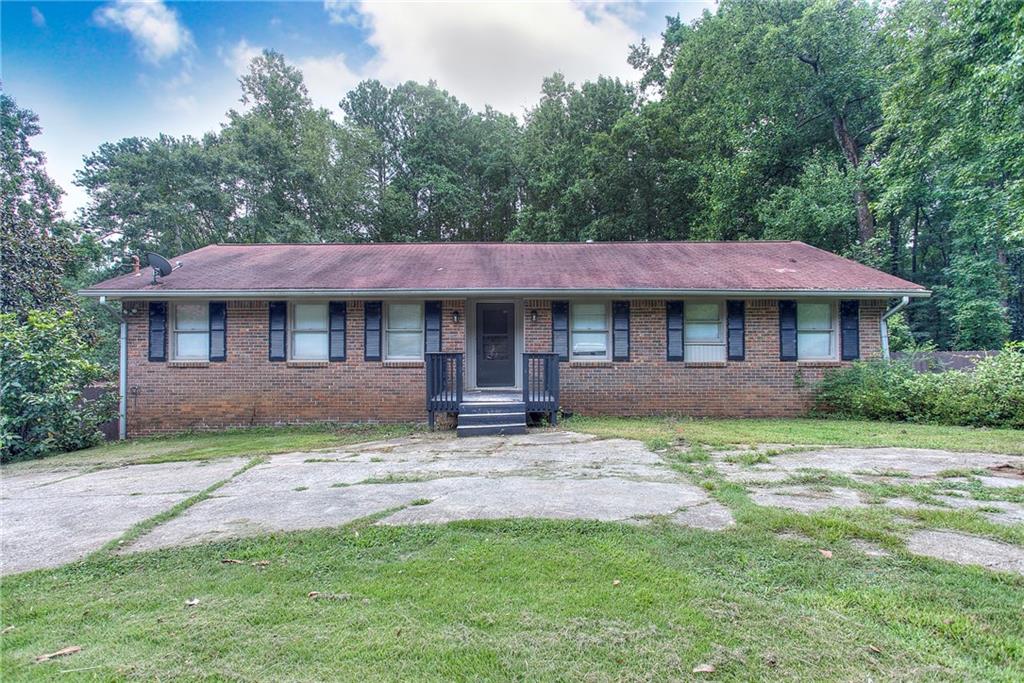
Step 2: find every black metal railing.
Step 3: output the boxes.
[523,352,560,425]
[426,352,463,429]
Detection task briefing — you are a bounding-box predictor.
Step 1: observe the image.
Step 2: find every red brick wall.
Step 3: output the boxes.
[123,299,465,436]
[124,297,884,435]
[522,298,885,419]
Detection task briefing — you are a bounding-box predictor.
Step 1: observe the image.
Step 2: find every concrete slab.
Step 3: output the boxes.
[669,501,736,531]
[766,447,1023,480]
[906,530,1024,575]
[127,431,712,551]
[6,431,1020,577]
[976,475,1024,490]
[1,458,245,574]
[379,477,709,525]
[750,485,865,513]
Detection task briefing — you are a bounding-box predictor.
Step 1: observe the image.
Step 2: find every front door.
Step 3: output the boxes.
[476,303,515,387]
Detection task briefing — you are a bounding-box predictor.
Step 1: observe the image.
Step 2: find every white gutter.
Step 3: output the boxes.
[80,287,932,300]
[880,296,911,362]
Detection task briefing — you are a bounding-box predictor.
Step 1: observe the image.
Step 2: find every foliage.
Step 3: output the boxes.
[0,310,115,462]
[6,0,1022,351]
[0,91,75,318]
[883,311,918,352]
[77,50,374,258]
[814,343,1024,428]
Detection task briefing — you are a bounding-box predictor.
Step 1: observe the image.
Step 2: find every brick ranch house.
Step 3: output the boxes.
[82,241,929,437]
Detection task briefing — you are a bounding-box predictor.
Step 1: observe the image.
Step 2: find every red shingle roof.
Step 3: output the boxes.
[82,242,928,297]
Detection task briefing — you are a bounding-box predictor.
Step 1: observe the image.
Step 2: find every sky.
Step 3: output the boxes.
[3,1,715,214]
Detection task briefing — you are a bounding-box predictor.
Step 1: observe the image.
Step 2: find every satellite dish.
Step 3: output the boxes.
[147,252,173,277]
[146,252,180,284]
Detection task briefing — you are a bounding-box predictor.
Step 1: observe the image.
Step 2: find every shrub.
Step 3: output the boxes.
[0,310,116,462]
[813,342,1024,429]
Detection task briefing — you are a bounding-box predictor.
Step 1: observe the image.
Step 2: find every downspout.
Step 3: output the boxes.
[880,296,910,362]
[99,296,128,440]
[119,316,127,440]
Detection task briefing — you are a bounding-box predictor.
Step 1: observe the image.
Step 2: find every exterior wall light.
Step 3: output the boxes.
[452,310,461,324]
[530,309,538,323]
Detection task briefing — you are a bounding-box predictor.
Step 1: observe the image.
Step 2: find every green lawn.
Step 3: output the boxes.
[565,416,1024,454]
[2,417,1022,680]
[2,521,1021,681]
[2,423,419,471]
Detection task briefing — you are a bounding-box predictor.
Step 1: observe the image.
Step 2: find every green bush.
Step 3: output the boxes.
[1,310,116,462]
[814,343,1024,429]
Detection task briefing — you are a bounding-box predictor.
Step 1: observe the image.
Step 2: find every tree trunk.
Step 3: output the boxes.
[911,206,919,275]
[832,113,875,243]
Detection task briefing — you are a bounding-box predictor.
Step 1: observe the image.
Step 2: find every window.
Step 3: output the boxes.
[173,303,208,360]
[571,302,609,360]
[684,302,725,362]
[291,303,329,360]
[386,302,424,359]
[797,302,835,359]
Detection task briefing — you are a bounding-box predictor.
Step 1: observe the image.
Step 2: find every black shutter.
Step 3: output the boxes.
[268,301,287,361]
[209,302,226,362]
[329,301,347,361]
[612,301,630,361]
[424,300,442,353]
[666,301,684,361]
[840,300,860,360]
[726,300,745,361]
[779,300,797,361]
[551,301,569,361]
[364,301,382,361]
[148,302,167,362]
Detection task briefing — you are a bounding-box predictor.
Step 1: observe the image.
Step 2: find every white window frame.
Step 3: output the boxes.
[796,301,839,360]
[171,302,209,361]
[570,301,610,361]
[385,302,424,360]
[684,300,726,362]
[289,302,330,360]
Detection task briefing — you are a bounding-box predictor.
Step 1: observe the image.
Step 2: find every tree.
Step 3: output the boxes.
[873,0,1022,348]
[1,310,114,461]
[655,0,882,245]
[77,51,374,254]
[77,134,233,259]
[221,50,372,243]
[343,79,521,241]
[514,74,636,241]
[0,90,74,317]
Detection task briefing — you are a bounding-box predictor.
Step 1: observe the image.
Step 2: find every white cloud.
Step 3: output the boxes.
[222,38,264,77]
[351,1,641,113]
[296,53,361,112]
[94,0,193,63]
[323,0,362,27]
[31,6,46,29]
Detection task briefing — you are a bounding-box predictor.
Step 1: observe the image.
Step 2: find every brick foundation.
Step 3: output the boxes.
[123,298,884,435]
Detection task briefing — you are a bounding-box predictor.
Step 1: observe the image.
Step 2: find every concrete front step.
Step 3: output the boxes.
[458,412,526,427]
[459,401,526,416]
[456,423,527,437]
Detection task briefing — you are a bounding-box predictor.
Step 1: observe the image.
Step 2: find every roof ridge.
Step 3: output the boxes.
[209,240,808,246]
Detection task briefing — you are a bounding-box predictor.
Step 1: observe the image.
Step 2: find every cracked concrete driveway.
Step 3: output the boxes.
[1,458,246,574]
[1,431,726,574]
[4,431,1022,576]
